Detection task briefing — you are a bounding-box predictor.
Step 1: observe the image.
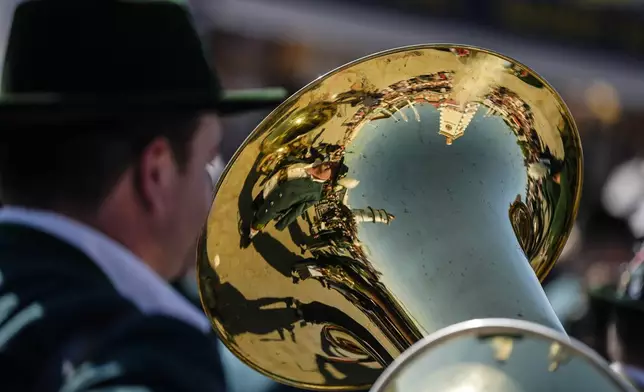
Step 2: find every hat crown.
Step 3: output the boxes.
[1,0,220,102]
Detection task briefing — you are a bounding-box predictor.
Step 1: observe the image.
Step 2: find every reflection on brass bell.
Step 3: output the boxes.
[197,44,583,390]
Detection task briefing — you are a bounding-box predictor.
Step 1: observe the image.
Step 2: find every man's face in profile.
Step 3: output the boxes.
[155,113,223,279]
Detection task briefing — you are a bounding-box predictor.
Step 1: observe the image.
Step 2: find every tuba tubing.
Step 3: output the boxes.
[370,318,636,392]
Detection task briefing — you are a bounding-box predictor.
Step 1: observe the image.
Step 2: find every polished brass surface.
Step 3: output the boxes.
[370,318,636,392]
[197,45,582,390]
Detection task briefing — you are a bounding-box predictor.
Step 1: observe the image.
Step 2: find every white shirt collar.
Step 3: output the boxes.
[0,206,211,334]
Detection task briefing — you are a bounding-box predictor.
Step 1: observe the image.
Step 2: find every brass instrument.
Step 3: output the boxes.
[197,45,584,390]
[370,318,636,392]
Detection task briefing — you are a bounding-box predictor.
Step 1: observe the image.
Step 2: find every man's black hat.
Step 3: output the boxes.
[0,0,287,122]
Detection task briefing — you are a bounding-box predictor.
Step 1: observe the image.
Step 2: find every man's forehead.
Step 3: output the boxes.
[198,112,222,129]
[196,112,223,145]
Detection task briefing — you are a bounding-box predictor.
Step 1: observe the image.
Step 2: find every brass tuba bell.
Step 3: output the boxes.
[197,44,583,390]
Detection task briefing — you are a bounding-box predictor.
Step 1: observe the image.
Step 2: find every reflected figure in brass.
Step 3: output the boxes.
[198,45,582,390]
[249,159,349,239]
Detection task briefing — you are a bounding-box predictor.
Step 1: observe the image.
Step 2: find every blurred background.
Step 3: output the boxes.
[3,0,644,391]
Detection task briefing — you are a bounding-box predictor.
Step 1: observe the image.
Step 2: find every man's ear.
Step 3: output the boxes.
[134,137,177,214]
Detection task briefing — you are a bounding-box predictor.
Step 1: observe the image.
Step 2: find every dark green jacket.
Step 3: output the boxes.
[0,224,227,392]
[253,178,324,231]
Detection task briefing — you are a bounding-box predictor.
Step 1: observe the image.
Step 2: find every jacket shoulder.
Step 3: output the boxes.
[0,225,226,391]
[59,315,227,392]
[0,252,137,390]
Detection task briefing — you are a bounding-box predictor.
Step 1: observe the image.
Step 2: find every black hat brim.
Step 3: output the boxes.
[0,87,288,121]
[216,87,289,115]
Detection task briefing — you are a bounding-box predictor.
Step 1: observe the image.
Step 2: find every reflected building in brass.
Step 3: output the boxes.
[197,45,583,390]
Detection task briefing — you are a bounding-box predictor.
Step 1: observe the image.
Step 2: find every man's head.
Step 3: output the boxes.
[0,112,222,279]
[0,0,286,278]
[307,160,349,182]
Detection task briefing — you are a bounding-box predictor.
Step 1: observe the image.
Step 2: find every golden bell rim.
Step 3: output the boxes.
[197,43,584,390]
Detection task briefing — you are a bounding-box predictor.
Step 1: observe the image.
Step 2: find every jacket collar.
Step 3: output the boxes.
[0,206,211,333]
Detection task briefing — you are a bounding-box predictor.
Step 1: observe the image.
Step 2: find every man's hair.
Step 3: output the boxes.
[0,114,200,211]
